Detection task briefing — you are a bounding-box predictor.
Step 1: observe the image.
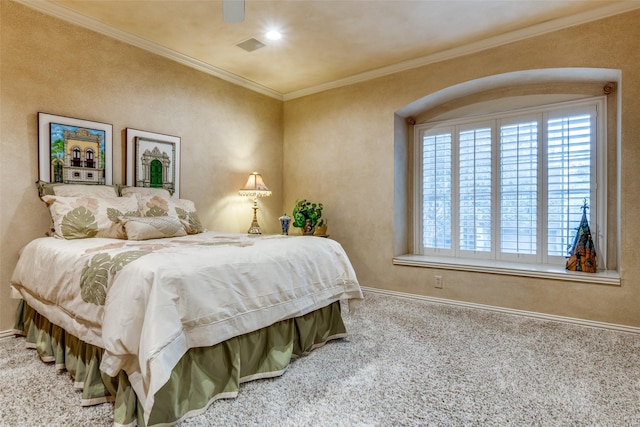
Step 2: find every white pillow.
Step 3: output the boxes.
[120,186,172,199]
[121,216,187,240]
[36,181,119,198]
[53,184,119,198]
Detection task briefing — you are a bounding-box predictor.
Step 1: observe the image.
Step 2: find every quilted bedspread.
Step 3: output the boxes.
[10,231,362,423]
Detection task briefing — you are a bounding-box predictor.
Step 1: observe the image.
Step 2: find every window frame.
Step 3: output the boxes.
[413,96,607,269]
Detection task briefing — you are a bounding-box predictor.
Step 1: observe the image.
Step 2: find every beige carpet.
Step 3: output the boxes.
[2,291,640,426]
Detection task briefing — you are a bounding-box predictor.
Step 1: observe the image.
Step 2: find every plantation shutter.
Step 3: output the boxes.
[415,97,603,267]
[546,110,594,258]
[499,119,539,259]
[458,126,492,254]
[422,131,452,252]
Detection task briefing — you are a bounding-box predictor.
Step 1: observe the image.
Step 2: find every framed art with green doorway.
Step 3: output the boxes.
[126,128,180,198]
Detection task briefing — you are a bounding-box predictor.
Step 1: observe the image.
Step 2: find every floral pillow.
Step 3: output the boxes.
[121,216,187,240]
[138,195,204,234]
[42,195,139,239]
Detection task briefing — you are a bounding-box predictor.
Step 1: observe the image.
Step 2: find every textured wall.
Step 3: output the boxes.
[0,1,283,331]
[3,1,640,331]
[283,10,640,326]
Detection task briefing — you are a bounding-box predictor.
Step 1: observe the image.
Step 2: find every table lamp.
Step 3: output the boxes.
[238,171,272,234]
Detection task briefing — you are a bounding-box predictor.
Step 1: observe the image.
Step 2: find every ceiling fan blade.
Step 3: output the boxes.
[223,0,245,23]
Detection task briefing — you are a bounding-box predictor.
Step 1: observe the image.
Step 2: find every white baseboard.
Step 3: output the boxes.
[4,289,637,338]
[0,329,15,339]
[361,286,640,335]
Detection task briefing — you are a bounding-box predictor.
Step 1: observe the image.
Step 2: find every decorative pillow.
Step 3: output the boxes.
[138,195,204,234]
[121,216,187,240]
[120,186,172,199]
[42,195,139,239]
[36,180,119,198]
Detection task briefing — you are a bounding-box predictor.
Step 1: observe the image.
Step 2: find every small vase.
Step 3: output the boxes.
[302,220,315,235]
[279,213,291,235]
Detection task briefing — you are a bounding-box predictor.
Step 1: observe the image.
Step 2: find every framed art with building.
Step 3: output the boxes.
[125,128,181,198]
[38,112,113,185]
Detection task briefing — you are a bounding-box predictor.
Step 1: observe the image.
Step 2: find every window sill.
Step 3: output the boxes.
[392,254,620,286]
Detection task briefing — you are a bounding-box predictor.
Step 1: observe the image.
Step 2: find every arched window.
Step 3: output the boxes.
[52,159,63,183]
[415,97,603,266]
[85,149,95,169]
[71,147,81,167]
[394,69,620,283]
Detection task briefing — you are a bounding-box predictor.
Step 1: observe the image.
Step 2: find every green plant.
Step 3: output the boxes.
[292,199,323,228]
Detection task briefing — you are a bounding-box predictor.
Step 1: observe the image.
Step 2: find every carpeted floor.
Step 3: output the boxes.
[1,291,640,426]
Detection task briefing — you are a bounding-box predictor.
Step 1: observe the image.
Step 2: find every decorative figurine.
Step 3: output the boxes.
[566,200,597,273]
[279,213,291,235]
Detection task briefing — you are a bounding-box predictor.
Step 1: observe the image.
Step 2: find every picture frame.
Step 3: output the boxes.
[126,128,181,198]
[38,112,113,184]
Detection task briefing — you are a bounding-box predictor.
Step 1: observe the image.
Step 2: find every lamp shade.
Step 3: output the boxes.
[239,172,272,197]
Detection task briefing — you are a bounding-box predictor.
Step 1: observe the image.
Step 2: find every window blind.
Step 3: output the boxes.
[500,120,538,256]
[546,113,592,257]
[422,133,452,250]
[459,127,492,252]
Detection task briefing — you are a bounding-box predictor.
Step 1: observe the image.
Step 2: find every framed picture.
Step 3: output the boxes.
[126,128,181,198]
[38,112,113,184]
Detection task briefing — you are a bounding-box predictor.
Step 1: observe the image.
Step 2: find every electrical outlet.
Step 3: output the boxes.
[434,275,443,289]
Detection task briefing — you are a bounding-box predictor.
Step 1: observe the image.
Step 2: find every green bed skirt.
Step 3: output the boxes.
[13,300,347,426]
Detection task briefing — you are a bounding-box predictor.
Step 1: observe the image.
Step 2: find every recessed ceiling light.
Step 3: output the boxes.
[265,30,282,40]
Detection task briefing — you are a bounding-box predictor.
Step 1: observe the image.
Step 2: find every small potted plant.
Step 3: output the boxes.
[292,199,323,235]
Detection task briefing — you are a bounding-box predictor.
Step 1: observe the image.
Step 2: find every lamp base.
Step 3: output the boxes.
[247,203,262,234]
[247,224,262,234]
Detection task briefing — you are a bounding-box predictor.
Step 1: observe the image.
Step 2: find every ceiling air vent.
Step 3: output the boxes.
[236,38,266,52]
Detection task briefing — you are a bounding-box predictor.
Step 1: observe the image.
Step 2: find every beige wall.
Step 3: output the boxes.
[0,1,283,331]
[283,10,640,326]
[3,1,640,331]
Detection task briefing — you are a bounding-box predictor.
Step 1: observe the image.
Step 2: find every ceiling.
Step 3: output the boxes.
[17,0,640,100]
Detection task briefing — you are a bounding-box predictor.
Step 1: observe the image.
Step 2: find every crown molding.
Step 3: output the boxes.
[14,0,640,102]
[13,0,284,100]
[282,1,640,100]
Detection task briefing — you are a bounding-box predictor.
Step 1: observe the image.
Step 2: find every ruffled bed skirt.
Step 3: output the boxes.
[13,300,347,426]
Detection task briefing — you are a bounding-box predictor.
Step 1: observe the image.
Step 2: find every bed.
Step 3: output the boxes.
[10,183,363,426]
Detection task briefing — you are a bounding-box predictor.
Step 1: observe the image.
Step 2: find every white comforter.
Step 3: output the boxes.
[11,232,362,423]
